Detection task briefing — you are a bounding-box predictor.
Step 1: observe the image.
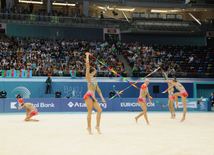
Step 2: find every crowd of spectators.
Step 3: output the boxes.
[0,35,213,78]
[122,43,213,78]
[0,35,124,77]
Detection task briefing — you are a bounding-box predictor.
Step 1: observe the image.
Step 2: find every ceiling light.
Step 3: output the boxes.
[19,0,43,4]
[97,6,105,9]
[151,10,167,13]
[194,9,196,11]
[118,8,135,11]
[183,9,185,10]
[52,2,75,6]
[205,9,206,11]
[94,4,95,6]
[107,8,114,10]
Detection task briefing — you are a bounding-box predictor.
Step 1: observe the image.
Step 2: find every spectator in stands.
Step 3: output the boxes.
[189,55,194,62]
[210,92,214,107]
[29,3,33,13]
[45,75,52,94]
[116,40,121,54]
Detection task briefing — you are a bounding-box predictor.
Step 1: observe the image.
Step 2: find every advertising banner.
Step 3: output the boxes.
[113,98,163,111]
[60,98,113,112]
[173,98,198,111]
[4,99,61,113]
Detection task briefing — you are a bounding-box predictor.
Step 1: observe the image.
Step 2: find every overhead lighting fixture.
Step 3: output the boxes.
[151,10,167,13]
[183,9,185,10]
[97,6,105,9]
[205,9,206,11]
[194,9,196,11]
[171,10,179,12]
[52,2,75,6]
[19,0,43,4]
[118,8,135,11]
[189,13,201,25]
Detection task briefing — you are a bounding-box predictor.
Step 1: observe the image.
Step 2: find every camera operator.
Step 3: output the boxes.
[45,75,52,94]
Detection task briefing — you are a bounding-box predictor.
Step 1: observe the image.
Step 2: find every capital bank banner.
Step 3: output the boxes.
[0,98,211,113]
[4,99,61,113]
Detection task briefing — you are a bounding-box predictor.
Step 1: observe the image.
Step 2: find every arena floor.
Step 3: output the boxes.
[0,112,213,155]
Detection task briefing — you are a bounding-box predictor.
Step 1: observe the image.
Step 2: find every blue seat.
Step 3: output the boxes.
[199,67,203,70]
[198,70,202,73]
[205,61,208,64]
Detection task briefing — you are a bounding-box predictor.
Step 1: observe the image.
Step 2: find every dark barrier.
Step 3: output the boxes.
[199,101,211,111]
[0,100,4,113]
[0,98,211,113]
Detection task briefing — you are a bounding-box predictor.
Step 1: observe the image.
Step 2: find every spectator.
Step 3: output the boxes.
[45,75,52,94]
[210,92,214,107]
[189,55,194,62]
[29,3,33,13]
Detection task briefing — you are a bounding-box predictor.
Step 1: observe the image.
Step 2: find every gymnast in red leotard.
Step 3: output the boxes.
[135,79,154,125]
[163,72,176,119]
[162,77,188,122]
[84,53,105,134]
[17,94,39,122]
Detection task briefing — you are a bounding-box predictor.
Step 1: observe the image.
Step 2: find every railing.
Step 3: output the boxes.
[1,70,212,78]
[0,13,122,28]
[126,0,184,2]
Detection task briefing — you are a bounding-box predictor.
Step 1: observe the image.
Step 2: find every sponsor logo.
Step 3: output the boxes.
[174,101,197,108]
[200,102,206,110]
[68,102,74,108]
[64,86,82,98]
[11,86,31,98]
[67,101,107,109]
[10,102,17,109]
[121,102,155,107]
[10,102,55,109]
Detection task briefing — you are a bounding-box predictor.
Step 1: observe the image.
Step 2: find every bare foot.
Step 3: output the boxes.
[87,127,93,134]
[147,123,151,126]
[95,126,101,134]
[34,120,39,122]
[173,114,176,119]
[135,117,138,123]
[171,115,173,119]
[180,117,185,122]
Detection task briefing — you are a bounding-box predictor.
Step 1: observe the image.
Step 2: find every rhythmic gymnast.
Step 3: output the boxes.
[84,53,105,134]
[163,72,176,119]
[135,79,154,125]
[16,94,39,122]
[162,77,188,122]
